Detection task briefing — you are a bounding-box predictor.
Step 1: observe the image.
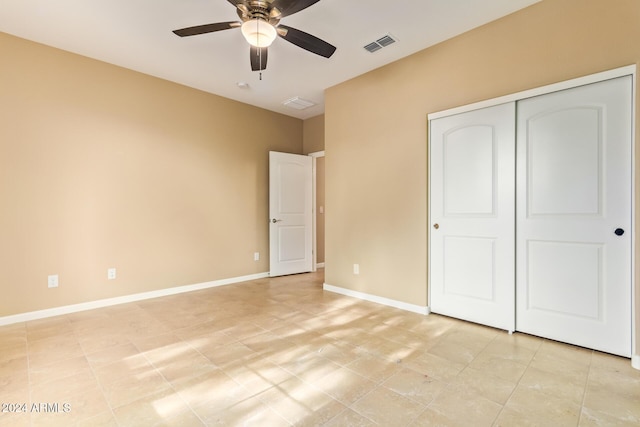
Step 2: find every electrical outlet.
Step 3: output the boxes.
[254,252,260,261]
[47,274,59,288]
[107,268,116,280]
[353,264,360,275]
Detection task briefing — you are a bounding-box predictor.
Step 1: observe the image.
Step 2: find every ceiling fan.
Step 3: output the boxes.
[173,0,337,72]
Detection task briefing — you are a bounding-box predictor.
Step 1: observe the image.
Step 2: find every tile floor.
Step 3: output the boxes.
[0,270,639,426]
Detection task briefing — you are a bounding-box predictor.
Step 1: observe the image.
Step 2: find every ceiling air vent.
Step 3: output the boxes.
[364,42,382,53]
[377,34,396,47]
[283,96,316,110]
[363,34,397,53]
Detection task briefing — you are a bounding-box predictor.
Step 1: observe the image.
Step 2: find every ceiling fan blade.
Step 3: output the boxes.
[277,25,336,58]
[272,0,321,17]
[250,46,268,71]
[173,21,240,37]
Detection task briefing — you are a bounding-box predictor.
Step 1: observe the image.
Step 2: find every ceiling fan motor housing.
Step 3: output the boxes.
[237,1,282,25]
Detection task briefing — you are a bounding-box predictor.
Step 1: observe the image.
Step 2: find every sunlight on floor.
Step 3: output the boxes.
[0,270,638,426]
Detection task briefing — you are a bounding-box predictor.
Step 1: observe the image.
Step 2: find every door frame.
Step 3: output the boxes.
[308,150,325,272]
[427,64,637,367]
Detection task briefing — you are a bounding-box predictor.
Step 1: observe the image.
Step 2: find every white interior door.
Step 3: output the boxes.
[430,102,516,331]
[516,76,632,356]
[269,151,313,277]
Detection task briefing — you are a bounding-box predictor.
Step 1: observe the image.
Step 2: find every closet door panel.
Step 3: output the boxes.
[430,102,516,331]
[527,107,601,216]
[516,76,632,357]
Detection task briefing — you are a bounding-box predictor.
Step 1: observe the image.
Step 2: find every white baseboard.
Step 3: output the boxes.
[323,283,430,315]
[0,272,270,326]
[316,263,325,268]
[632,354,640,370]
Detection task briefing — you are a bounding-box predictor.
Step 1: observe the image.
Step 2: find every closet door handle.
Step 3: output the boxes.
[433,223,439,230]
[614,228,625,236]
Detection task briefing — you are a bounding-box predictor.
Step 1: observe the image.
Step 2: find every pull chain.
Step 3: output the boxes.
[255,21,265,81]
[259,45,263,80]
[258,21,262,80]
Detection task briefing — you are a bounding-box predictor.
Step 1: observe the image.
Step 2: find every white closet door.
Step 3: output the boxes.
[516,76,632,357]
[430,102,516,331]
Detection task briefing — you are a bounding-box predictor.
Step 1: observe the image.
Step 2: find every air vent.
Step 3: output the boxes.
[377,34,396,47]
[364,42,382,53]
[283,96,316,110]
[363,34,397,53]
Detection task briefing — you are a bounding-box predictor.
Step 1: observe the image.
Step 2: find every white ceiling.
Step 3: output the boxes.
[0,0,540,119]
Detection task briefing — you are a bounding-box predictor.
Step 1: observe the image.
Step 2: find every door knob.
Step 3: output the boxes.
[433,223,439,230]
[272,218,283,223]
[614,228,625,236]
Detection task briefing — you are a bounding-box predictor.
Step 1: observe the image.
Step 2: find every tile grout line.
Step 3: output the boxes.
[576,350,595,427]
[490,335,545,426]
[70,313,121,427]
[131,326,210,426]
[23,322,34,427]
[472,329,510,426]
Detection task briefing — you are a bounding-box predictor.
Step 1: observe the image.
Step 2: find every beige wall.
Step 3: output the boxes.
[0,32,303,317]
[325,0,640,354]
[302,114,325,155]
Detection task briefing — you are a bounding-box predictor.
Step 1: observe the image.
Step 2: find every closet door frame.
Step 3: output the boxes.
[427,65,637,366]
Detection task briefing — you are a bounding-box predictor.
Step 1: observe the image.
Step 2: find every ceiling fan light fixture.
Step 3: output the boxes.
[241,19,277,47]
